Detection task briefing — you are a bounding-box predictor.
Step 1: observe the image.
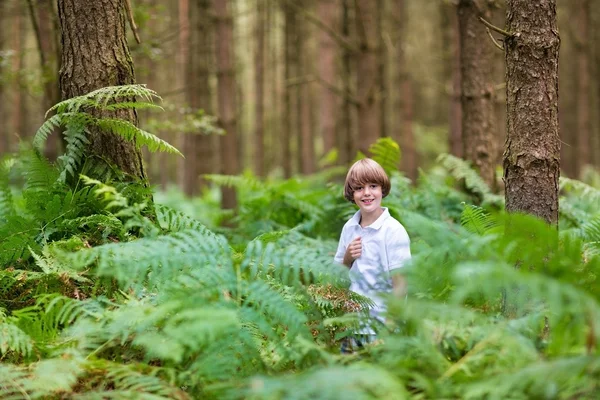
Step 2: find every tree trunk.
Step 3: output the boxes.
[283,4,296,177]
[214,0,239,209]
[338,0,354,165]
[575,0,591,176]
[355,0,381,154]
[317,0,338,156]
[441,0,462,159]
[392,0,417,181]
[57,0,147,181]
[254,0,266,176]
[298,17,314,175]
[28,0,62,160]
[458,0,496,189]
[504,0,560,224]
[0,0,7,154]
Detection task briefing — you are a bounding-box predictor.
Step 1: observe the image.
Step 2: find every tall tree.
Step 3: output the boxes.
[27,0,61,160]
[503,0,560,224]
[0,0,7,154]
[254,0,266,176]
[355,0,381,154]
[441,0,462,159]
[392,0,417,181]
[316,0,338,156]
[574,0,591,176]
[57,0,147,181]
[214,0,240,209]
[458,0,496,189]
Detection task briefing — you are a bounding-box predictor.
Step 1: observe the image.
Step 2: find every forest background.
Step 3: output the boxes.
[2,0,599,190]
[1,0,600,399]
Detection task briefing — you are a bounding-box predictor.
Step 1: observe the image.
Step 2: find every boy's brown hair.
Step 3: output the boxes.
[343,158,391,202]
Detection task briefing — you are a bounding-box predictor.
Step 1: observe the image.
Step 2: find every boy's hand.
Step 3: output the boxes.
[343,237,362,267]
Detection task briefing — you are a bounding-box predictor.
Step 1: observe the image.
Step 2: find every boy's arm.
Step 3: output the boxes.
[392,274,407,297]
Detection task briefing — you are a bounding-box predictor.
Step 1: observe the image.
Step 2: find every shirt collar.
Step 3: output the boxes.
[348,207,390,230]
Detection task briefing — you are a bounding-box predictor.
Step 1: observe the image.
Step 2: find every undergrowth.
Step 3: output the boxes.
[1,87,599,399]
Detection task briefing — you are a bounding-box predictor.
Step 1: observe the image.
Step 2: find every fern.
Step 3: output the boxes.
[368,137,401,177]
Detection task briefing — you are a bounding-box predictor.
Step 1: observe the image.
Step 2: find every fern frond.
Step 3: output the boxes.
[204,174,264,190]
[437,154,502,203]
[560,176,600,204]
[33,113,63,149]
[460,204,501,235]
[96,118,182,156]
[368,137,401,177]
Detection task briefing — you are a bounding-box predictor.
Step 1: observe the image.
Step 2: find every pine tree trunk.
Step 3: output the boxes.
[29,0,62,161]
[254,0,266,176]
[355,0,381,154]
[317,0,338,156]
[214,0,239,209]
[458,0,496,189]
[0,0,7,153]
[441,0,462,159]
[283,4,296,177]
[575,0,591,175]
[57,0,147,181]
[392,0,417,181]
[504,0,560,224]
[339,0,354,165]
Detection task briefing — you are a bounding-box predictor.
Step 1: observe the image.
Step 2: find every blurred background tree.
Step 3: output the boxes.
[0,0,598,194]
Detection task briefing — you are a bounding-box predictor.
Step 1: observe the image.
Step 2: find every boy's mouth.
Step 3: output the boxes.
[362,199,374,205]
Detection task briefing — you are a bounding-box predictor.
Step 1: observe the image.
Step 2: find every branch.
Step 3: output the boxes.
[286,74,361,107]
[486,28,504,51]
[478,16,512,37]
[124,0,141,44]
[279,0,360,54]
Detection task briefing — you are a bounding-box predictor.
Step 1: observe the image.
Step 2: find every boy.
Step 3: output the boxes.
[334,158,411,349]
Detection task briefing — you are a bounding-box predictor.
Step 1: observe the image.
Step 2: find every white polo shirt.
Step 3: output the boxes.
[334,207,411,325]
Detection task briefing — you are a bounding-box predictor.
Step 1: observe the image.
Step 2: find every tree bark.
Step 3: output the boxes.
[458,0,496,189]
[504,0,560,224]
[355,0,381,154]
[254,0,266,176]
[58,0,147,181]
[574,0,591,176]
[214,0,240,209]
[317,0,338,156]
[0,0,7,154]
[392,0,417,181]
[441,0,463,159]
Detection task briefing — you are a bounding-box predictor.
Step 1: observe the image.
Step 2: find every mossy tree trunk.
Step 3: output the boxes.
[503,0,560,224]
[57,0,147,182]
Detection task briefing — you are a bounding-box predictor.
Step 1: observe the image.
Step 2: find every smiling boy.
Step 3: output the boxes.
[334,158,412,343]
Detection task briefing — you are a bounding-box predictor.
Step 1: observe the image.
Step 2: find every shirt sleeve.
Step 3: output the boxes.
[334,228,347,265]
[387,225,411,270]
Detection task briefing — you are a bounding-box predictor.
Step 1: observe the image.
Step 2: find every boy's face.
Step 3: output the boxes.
[352,183,383,214]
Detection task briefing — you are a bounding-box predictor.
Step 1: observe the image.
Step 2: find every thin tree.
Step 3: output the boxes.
[254,0,266,176]
[392,0,417,181]
[574,0,591,176]
[458,0,496,189]
[441,0,462,159]
[355,0,381,154]
[57,0,147,181]
[214,0,240,209]
[316,0,338,156]
[503,0,560,224]
[27,0,61,160]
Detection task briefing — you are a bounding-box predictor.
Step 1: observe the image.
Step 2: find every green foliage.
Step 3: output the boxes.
[4,118,600,399]
[34,84,181,183]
